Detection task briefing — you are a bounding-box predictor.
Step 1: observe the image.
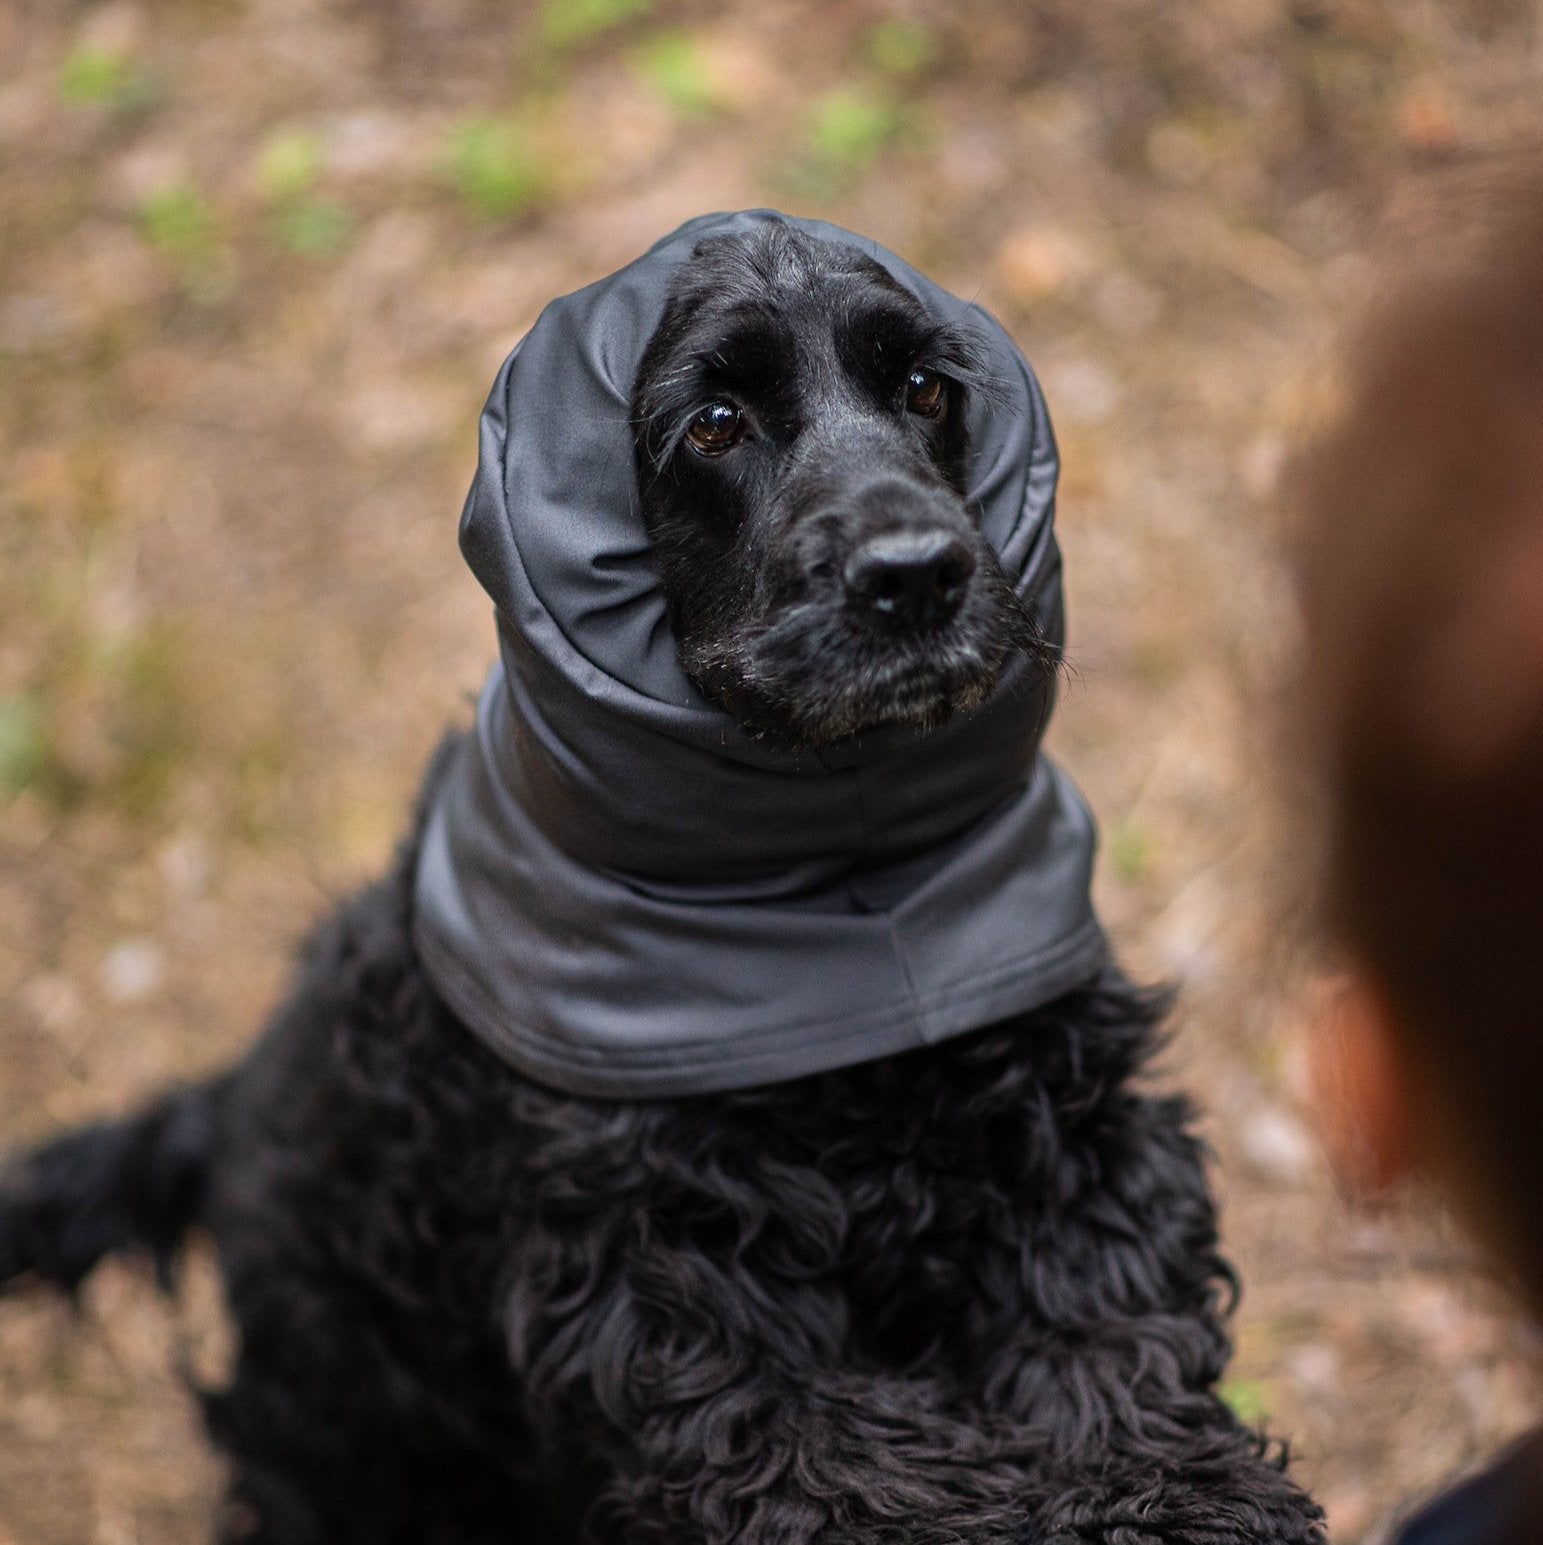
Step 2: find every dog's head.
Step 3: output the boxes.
[631,223,1049,747]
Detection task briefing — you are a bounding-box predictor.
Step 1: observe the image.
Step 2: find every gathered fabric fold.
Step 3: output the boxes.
[413,209,1107,1099]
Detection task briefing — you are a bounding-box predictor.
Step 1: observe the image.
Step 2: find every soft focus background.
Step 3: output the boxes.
[3,1,1542,1540]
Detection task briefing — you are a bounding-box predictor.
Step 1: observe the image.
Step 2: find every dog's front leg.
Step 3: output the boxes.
[944,1083,1326,1545]
[508,1238,1054,1543]
[591,1361,1053,1544]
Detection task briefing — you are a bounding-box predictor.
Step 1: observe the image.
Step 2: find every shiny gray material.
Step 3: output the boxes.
[413,210,1107,1098]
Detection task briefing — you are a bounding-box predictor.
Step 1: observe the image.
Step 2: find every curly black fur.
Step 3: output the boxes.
[0,224,1324,1543]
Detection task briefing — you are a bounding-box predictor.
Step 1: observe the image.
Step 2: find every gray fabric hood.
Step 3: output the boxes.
[413,209,1108,1099]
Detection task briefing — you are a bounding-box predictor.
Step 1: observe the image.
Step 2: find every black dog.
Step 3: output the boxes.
[0,218,1322,1544]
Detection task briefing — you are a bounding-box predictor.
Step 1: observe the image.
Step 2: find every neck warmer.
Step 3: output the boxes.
[413,209,1107,1099]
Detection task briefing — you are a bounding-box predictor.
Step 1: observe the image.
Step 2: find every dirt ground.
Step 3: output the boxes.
[4,1,1543,1540]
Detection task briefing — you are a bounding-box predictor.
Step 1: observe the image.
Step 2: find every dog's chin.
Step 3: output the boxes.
[814,654,1000,741]
[686,624,1027,748]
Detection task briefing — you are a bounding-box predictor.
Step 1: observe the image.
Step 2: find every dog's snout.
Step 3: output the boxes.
[842,530,975,631]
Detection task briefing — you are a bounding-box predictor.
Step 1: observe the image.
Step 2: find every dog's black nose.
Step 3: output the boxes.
[843,530,975,630]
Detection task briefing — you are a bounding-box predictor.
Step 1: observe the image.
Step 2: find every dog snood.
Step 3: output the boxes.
[413,209,1109,1098]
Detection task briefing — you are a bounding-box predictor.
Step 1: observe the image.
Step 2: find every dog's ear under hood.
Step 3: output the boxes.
[414,210,1108,1098]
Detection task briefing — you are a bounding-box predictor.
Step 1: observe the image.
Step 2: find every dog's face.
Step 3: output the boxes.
[631,225,1046,747]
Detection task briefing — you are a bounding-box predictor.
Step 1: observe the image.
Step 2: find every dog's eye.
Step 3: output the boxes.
[905,369,945,418]
[685,402,746,456]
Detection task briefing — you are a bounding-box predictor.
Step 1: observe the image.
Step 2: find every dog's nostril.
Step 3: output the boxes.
[843,530,976,629]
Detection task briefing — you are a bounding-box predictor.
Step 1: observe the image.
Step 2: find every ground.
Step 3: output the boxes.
[3,2,1542,1541]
